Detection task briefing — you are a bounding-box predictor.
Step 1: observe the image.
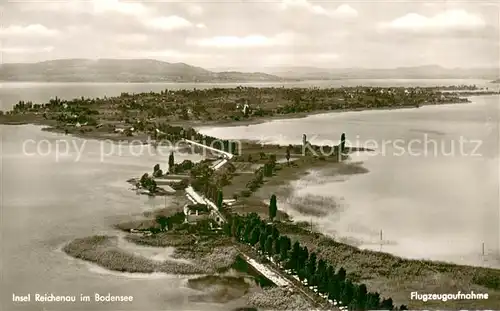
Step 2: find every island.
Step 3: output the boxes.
[0,85,476,135]
[2,86,499,310]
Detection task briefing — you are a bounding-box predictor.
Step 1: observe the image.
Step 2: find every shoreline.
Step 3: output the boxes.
[160,97,496,130]
[0,96,483,140]
[4,93,498,137]
[4,86,500,309]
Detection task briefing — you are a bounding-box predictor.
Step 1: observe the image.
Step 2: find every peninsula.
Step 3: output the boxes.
[0,85,476,138]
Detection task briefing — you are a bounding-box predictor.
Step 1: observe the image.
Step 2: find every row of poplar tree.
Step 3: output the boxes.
[222,212,408,311]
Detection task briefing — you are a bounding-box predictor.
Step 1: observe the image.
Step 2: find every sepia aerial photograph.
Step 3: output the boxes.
[0,0,499,310]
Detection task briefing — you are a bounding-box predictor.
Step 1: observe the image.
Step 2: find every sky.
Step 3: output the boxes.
[0,0,499,69]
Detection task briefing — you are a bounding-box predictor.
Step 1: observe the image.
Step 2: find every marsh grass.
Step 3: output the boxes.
[187,275,252,303]
[286,193,341,217]
[231,197,290,222]
[63,235,237,275]
[125,233,196,247]
[245,287,314,310]
[276,224,500,308]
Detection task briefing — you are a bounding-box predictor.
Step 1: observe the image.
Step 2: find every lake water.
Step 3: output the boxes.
[1,81,499,310]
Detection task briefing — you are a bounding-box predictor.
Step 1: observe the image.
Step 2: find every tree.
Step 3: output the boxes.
[155,215,168,231]
[259,232,267,251]
[140,173,149,185]
[338,267,347,282]
[356,283,368,310]
[264,236,274,256]
[348,299,358,311]
[216,189,224,209]
[277,236,285,258]
[168,211,185,225]
[231,218,239,238]
[263,163,273,177]
[274,237,282,256]
[340,132,346,153]
[341,279,355,306]
[271,226,280,240]
[285,145,291,165]
[295,267,304,281]
[269,154,277,167]
[250,227,260,246]
[289,241,301,271]
[223,222,232,236]
[328,275,341,302]
[300,266,311,281]
[317,259,327,276]
[269,194,278,221]
[298,246,308,271]
[153,164,163,177]
[279,237,291,261]
[327,278,336,300]
[168,152,175,172]
[306,252,317,279]
[399,304,408,310]
[139,173,157,193]
[366,292,381,309]
[166,218,173,231]
[190,163,214,192]
[236,223,243,239]
[147,179,157,193]
[326,265,335,280]
[243,223,253,242]
[316,272,328,293]
[380,298,394,310]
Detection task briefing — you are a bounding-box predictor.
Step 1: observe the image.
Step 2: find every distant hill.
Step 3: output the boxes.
[491,79,500,83]
[0,59,293,83]
[215,65,500,80]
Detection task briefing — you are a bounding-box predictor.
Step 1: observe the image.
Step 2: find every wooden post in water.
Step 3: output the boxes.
[380,230,383,252]
[482,242,485,257]
[164,195,167,209]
